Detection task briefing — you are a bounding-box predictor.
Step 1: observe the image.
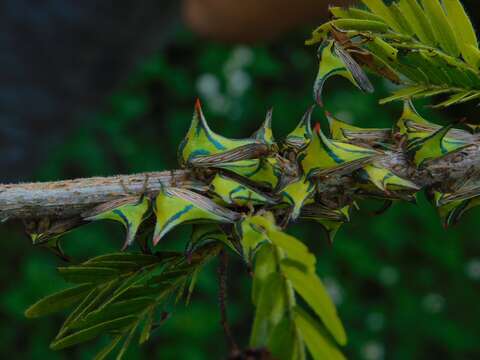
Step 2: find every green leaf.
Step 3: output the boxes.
[139,308,155,344]
[316,1,480,105]
[268,229,316,272]
[389,2,415,36]
[396,0,435,45]
[431,90,479,108]
[93,335,123,360]
[25,284,93,318]
[330,6,386,22]
[58,266,121,284]
[115,284,167,302]
[185,267,199,305]
[281,260,347,345]
[250,272,287,348]
[73,297,155,330]
[444,0,479,67]
[57,279,120,338]
[251,244,277,305]
[94,266,163,313]
[420,0,459,56]
[86,261,142,272]
[331,18,389,32]
[294,307,346,360]
[379,85,428,104]
[85,253,161,267]
[361,0,404,33]
[115,322,139,360]
[50,315,137,350]
[267,316,305,360]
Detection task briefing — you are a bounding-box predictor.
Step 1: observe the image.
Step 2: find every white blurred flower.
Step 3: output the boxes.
[232,46,254,67]
[227,69,251,97]
[422,293,445,314]
[366,312,385,332]
[224,46,254,74]
[208,94,230,115]
[362,341,385,360]
[196,73,220,98]
[379,266,399,286]
[323,276,343,305]
[465,258,480,280]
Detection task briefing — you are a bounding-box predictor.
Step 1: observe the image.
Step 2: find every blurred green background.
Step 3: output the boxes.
[2,20,480,360]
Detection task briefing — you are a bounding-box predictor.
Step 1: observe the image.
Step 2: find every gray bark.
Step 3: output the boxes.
[0,170,193,221]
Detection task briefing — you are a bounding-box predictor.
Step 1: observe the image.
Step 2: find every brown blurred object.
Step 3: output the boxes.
[183,0,352,42]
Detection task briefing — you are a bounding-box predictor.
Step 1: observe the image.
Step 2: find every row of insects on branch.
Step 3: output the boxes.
[25,33,480,261]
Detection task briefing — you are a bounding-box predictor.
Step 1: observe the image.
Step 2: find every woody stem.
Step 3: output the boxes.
[218,249,239,354]
[0,170,194,220]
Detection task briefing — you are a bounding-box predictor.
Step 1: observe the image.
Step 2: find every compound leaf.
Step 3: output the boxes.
[25,284,93,319]
[294,307,346,360]
[281,260,346,345]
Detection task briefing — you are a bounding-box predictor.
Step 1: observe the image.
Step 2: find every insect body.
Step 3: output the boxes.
[209,173,278,207]
[314,39,373,106]
[283,106,314,151]
[396,101,473,148]
[433,175,480,227]
[299,203,352,243]
[153,187,241,245]
[234,213,275,263]
[279,175,316,220]
[186,224,240,258]
[326,112,390,147]
[25,217,83,260]
[299,124,380,179]
[206,157,280,191]
[358,163,420,193]
[407,123,470,167]
[252,108,276,146]
[83,196,151,250]
[178,100,272,168]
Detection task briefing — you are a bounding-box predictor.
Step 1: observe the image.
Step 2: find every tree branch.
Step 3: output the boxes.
[0,170,194,220]
[1,132,479,222]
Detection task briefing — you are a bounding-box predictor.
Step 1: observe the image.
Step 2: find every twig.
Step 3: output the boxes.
[0,170,194,220]
[218,249,239,355]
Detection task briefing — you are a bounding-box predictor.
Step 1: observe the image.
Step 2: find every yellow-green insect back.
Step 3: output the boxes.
[83,196,151,250]
[153,187,240,245]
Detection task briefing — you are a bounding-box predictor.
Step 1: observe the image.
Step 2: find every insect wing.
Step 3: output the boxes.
[333,42,374,94]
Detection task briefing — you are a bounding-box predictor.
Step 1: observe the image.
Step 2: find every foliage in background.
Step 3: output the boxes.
[308,0,480,109]
[2,1,480,359]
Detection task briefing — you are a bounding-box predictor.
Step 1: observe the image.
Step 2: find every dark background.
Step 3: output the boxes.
[1,1,480,359]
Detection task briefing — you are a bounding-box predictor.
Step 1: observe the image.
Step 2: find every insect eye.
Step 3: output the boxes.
[392,164,403,173]
[451,153,465,163]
